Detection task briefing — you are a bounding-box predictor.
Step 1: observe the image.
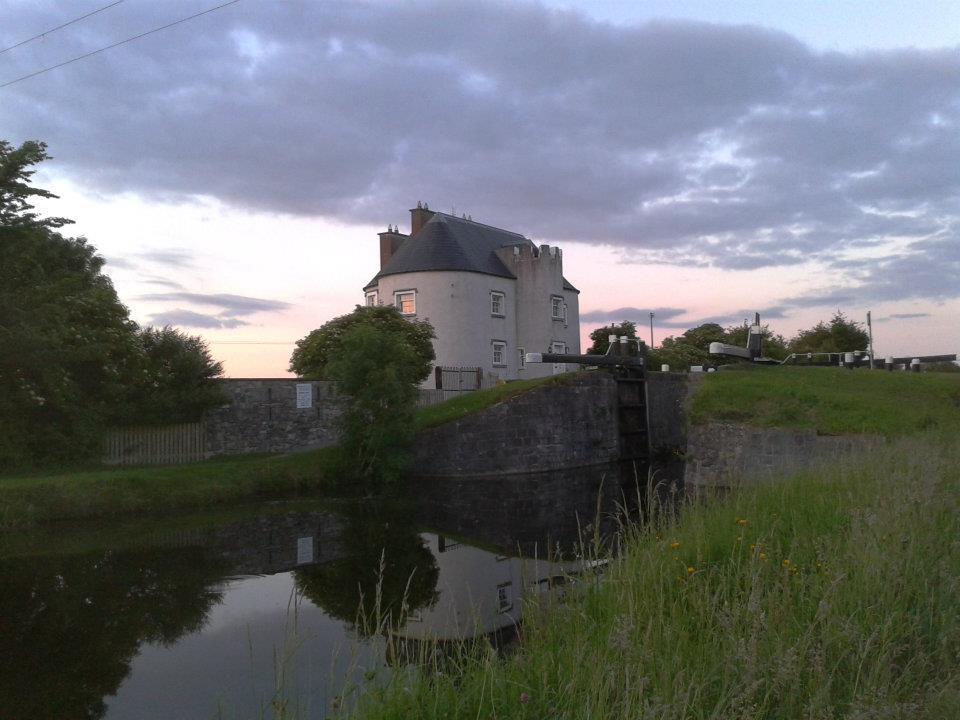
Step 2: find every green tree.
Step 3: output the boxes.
[650,322,727,370]
[0,140,71,229]
[290,305,435,383]
[119,326,227,425]
[587,321,645,355]
[1,140,143,468]
[326,322,428,486]
[789,311,870,354]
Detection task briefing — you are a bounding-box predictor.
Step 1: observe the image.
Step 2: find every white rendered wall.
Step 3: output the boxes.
[374,270,519,387]
[371,259,581,386]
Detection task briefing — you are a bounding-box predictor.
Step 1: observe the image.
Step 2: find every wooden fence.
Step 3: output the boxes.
[416,389,471,408]
[104,423,206,466]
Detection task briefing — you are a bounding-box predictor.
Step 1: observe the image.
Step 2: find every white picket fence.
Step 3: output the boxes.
[104,423,206,466]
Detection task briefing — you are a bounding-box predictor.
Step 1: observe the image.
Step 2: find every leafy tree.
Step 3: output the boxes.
[0,229,141,468]
[0,140,71,229]
[650,322,727,370]
[119,326,227,425]
[587,321,646,355]
[326,322,427,485]
[290,305,435,383]
[789,311,869,354]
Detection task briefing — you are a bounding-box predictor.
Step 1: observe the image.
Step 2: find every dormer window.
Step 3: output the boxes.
[395,290,416,315]
[551,295,565,321]
[490,291,505,317]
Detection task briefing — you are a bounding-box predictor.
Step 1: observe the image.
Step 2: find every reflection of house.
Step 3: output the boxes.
[363,204,581,387]
[394,534,577,641]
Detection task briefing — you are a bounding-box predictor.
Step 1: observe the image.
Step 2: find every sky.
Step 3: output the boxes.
[2,0,958,377]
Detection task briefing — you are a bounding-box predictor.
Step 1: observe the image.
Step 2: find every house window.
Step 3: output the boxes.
[365,291,378,307]
[496,582,513,613]
[551,341,566,354]
[551,295,565,321]
[490,291,505,317]
[394,290,416,315]
[518,347,525,369]
[492,341,506,367]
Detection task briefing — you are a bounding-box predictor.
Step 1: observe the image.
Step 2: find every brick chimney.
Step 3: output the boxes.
[409,201,435,237]
[378,224,407,269]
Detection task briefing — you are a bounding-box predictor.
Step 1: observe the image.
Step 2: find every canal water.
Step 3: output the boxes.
[0,462,679,719]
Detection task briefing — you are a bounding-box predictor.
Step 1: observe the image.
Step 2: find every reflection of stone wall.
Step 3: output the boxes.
[684,422,884,489]
[410,463,627,555]
[204,379,342,457]
[410,372,620,476]
[148,511,347,576]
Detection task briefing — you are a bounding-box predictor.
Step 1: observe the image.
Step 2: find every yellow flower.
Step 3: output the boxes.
[782,559,791,567]
[669,542,681,550]
[736,518,748,526]
[687,566,695,575]
[759,552,767,560]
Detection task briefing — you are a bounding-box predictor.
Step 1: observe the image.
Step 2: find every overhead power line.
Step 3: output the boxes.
[0,0,126,55]
[0,0,242,89]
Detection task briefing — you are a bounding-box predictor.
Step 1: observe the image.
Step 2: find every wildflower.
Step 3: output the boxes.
[520,692,530,704]
[759,553,767,560]
[687,566,695,575]
[782,559,791,568]
[736,518,748,526]
[669,542,681,550]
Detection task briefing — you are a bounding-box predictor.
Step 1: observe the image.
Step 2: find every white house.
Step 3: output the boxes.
[363,204,581,388]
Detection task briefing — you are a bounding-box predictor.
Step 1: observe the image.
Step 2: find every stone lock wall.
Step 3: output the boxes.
[204,379,342,457]
[683,422,884,489]
[409,371,620,476]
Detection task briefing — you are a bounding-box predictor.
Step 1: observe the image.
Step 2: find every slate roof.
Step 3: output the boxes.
[364,212,579,292]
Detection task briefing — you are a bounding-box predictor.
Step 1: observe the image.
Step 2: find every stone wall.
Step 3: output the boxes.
[409,371,620,476]
[204,379,342,457]
[684,421,884,489]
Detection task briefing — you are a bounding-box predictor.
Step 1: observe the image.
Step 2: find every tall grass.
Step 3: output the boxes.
[349,439,960,719]
[690,366,960,437]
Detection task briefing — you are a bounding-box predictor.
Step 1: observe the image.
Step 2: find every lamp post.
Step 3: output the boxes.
[649,312,655,349]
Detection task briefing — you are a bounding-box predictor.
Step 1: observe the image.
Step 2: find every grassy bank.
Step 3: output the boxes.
[0,375,567,528]
[415,373,571,430]
[351,438,960,719]
[0,448,339,529]
[689,366,960,436]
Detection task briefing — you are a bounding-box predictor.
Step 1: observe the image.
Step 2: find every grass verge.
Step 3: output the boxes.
[351,439,960,719]
[414,373,574,431]
[0,448,338,529]
[689,366,960,436]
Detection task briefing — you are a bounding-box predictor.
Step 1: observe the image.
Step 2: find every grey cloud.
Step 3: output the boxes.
[2,1,958,301]
[105,256,135,270]
[137,250,195,268]
[138,275,185,290]
[580,306,687,323]
[139,292,291,316]
[148,308,249,329]
[873,312,931,323]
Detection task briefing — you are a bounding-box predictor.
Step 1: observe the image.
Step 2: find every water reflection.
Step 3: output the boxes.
[0,461,675,719]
